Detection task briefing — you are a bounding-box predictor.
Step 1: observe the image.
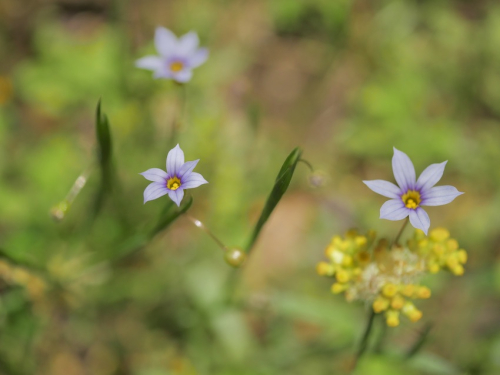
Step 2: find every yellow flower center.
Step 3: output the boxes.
[170,61,184,72]
[401,190,421,209]
[167,176,181,190]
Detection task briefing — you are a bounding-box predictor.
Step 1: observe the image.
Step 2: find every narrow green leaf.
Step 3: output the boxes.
[246,147,302,252]
[150,196,193,238]
[96,99,112,169]
[94,100,114,215]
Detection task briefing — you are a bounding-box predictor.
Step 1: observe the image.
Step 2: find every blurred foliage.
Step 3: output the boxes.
[0,0,499,374]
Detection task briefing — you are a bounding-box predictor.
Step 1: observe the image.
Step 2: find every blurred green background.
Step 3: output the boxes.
[0,0,499,374]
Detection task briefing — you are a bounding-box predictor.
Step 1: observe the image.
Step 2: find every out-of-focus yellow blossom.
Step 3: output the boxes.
[0,259,47,302]
[317,228,466,327]
[408,228,468,276]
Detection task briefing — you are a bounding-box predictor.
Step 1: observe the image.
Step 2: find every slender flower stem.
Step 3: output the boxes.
[170,84,187,145]
[373,315,388,354]
[67,167,92,205]
[186,215,227,252]
[406,322,433,358]
[351,308,376,371]
[393,217,409,246]
[298,158,314,172]
[51,167,92,221]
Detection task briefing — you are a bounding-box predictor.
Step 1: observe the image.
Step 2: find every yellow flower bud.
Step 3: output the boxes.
[446,255,458,267]
[331,283,347,294]
[416,286,431,299]
[417,239,429,248]
[386,310,400,327]
[354,236,367,248]
[342,255,353,267]
[432,244,445,255]
[316,262,334,276]
[430,228,450,242]
[382,283,398,298]
[451,264,464,276]
[408,309,423,322]
[336,270,350,283]
[428,262,440,274]
[457,250,467,264]
[373,296,390,313]
[402,302,422,322]
[331,236,343,248]
[324,244,335,258]
[401,285,415,297]
[352,267,362,276]
[446,239,459,251]
[391,294,405,310]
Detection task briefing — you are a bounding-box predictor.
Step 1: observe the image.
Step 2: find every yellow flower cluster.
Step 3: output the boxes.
[0,259,47,302]
[317,228,466,327]
[408,228,467,276]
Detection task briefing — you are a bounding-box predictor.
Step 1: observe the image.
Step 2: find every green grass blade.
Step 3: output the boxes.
[246,147,302,252]
[94,100,114,215]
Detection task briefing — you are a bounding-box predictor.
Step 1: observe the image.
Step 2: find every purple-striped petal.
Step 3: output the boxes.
[135,56,163,71]
[380,199,410,220]
[155,27,177,57]
[363,180,402,199]
[409,208,430,235]
[177,31,199,55]
[144,182,169,204]
[421,186,464,206]
[168,189,184,207]
[172,69,193,83]
[166,144,185,176]
[178,160,199,178]
[181,172,208,189]
[188,48,208,68]
[392,148,416,191]
[140,168,168,182]
[416,161,447,191]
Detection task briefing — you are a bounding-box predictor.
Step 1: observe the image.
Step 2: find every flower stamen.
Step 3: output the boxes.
[167,176,181,190]
[170,61,184,72]
[402,190,421,209]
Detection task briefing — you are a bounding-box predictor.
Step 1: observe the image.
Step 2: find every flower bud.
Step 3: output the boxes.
[224,248,247,268]
[382,283,398,298]
[386,310,400,327]
[50,201,69,221]
[308,170,326,188]
[316,262,334,276]
[430,228,450,242]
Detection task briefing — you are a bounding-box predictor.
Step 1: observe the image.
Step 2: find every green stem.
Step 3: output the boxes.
[186,215,227,252]
[352,308,376,370]
[169,84,187,146]
[298,158,314,172]
[393,217,409,246]
[406,322,433,358]
[373,316,388,354]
